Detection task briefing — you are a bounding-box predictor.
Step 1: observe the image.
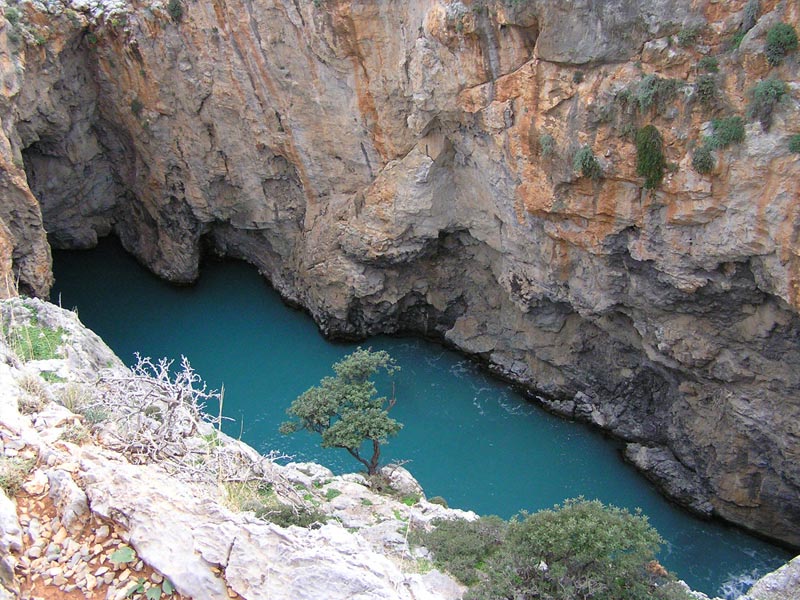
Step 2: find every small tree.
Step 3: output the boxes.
[280,348,401,475]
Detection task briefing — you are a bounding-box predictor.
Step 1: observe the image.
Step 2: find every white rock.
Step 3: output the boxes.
[0,491,22,554]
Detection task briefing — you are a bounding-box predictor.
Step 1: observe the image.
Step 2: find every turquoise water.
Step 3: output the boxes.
[51,238,792,598]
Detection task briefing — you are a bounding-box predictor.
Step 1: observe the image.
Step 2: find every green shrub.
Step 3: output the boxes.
[428,495,448,508]
[747,78,787,130]
[708,116,745,149]
[636,75,681,114]
[130,98,143,117]
[692,144,715,174]
[4,6,20,26]
[789,134,800,154]
[765,23,798,66]
[324,488,342,501]
[413,516,506,585]
[573,146,602,180]
[167,0,183,23]
[729,29,746,50]
[697,56,719,73]
[636,125,666,189]
[539,133,555,157]
[465,499,672,600]
[695,74,717,107]
[677,25,702,48]
[256,504,327,528]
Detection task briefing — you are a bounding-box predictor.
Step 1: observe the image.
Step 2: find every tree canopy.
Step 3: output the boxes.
[280,348,401,475]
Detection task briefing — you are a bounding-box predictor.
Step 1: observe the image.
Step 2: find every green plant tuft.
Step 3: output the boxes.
[130,98,143,117]
[324,488,342,501]
[4,317,66,362]
[708,116,745,149]
[677,25,702,48]
[635,125,666,189]
[167,0,183,23]
[4,7,20,26]
[697,56,719,73]
[572,146,602,180]
[789,134,800,154]
[636,75,681,114]
[695,74,717,108]
[747,78,787,130]
[538,133,555,157]
[692,144,715,174]
[765,23,798,66]
[0,455,36,497]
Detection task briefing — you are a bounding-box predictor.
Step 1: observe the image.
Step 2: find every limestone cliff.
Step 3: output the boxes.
[0,0,798,547]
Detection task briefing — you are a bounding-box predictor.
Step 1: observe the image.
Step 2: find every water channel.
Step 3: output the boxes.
[51,237,792,598]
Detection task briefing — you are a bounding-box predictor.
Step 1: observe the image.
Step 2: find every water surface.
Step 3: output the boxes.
[52,238,792,598]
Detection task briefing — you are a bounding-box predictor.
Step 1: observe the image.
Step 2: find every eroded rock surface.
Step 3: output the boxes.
[0,0,798,546]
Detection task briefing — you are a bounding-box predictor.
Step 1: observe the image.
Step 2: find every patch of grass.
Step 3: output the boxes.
[40,371,66,383]
[747,78,787,130]
[402,493,421,506]
[5,319,66,362]
[324,488,342,501]
[635,125,666,189]
[18,374,49,414]
[789,134,800,154]
[765,23,798,66]
[360,497,373,506]
[573,146,602,180]
[428,495,448,508]
[0,455,36,497]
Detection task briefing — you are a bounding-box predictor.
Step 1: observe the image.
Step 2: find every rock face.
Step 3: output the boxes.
[0,0,799,547]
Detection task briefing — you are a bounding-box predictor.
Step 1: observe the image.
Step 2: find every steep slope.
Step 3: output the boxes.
[0,0,798,546]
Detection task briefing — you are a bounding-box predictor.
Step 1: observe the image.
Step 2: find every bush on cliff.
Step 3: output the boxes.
[417,498,690,600]
[636,125,666,189]
[765,23,798,66]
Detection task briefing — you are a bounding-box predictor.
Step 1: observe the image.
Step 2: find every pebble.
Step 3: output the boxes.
[103,571,115,584]
[119,568,131,582]
[46,566,62,577]
[27,546,42,559]
[150,572,163,584]
[53,574,68,586]
[95,525,110,541]
[85,572,97,590]
[95,566,109,576]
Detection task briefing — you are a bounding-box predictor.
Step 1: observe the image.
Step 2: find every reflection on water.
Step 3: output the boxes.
[51,238,792,598]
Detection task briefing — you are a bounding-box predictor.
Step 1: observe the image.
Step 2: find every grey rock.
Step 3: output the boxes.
[0,490,22,554]
[47,469,88,531]
[741,555,800,600]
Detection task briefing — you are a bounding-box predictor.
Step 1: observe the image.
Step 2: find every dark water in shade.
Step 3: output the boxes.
[51,237,792,598]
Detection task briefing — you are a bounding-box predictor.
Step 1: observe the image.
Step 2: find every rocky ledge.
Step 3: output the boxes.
[0,298,471,600]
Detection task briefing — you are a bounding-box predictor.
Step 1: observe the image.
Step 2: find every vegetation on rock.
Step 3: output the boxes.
[281,348,402,476]
[573,146,602,180]
[789,134,800,154]
[765,23,798,66]
[748,78,787,130]
[636,125,666,189]
[416,498,692,600]
[707,116,745,149]
[692,144,715,174]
